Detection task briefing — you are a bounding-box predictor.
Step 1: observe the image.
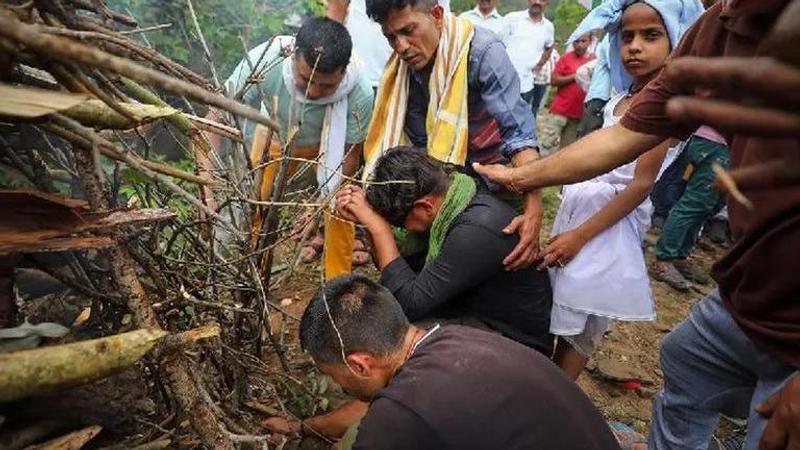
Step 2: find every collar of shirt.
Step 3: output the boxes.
[409,64,431,86]
[470,6,501,19]
[523,12,545,24]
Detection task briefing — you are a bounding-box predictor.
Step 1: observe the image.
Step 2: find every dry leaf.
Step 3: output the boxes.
[72,308,91,327]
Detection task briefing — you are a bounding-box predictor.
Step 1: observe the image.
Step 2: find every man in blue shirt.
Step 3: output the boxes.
[366,0,544,270]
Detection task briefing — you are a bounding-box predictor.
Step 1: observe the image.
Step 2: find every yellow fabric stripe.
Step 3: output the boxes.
[323,212,355,279]
[326,14,474,280]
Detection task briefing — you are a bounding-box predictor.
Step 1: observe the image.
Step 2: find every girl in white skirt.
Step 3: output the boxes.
[543,0,704,380]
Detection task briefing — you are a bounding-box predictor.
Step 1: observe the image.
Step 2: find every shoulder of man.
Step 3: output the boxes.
[470,24,503,50]
[455,190,516,232]
[226,36,293,92]
[347,73,375,113]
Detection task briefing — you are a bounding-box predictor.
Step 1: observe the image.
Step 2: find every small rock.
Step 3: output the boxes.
[280,298,293,307]
[655,323,672,333]
[592,356,655,385]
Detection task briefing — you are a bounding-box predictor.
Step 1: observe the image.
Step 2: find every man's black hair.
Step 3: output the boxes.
[300,274,410,365]
[366,0,437,24]
[295,17,352,73]
[366,146,450,227]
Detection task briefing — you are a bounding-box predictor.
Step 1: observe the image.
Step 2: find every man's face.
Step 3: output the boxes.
[293,53,346,100]
[318,358,390,402]
[527,0,548,17]
[478,0,497,13]
[381,5,444,70]
[573,34,591,56]
[402,196,438,233]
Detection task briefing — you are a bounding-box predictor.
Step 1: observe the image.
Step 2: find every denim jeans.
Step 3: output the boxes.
[650,146,690,220]
[655,137,730,260]
[530,83,548,118]
[648,289,797,449]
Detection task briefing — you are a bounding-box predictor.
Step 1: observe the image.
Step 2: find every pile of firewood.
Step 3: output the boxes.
[0,1,307,448]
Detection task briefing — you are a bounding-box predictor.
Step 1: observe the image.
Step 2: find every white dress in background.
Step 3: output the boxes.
[548,92,679,355]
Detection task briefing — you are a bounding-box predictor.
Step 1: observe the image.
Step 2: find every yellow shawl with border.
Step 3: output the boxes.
[324,13,474,279]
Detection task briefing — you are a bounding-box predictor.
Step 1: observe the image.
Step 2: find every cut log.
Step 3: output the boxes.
[0,329,167,402]
[63,99,177,130]
[0,84,90,119]
[25,425,102,450]
[0,190,174,255]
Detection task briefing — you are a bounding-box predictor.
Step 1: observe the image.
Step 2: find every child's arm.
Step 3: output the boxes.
[538,139,672,269]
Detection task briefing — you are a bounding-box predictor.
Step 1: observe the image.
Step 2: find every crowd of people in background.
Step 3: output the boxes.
[208,0,800,448]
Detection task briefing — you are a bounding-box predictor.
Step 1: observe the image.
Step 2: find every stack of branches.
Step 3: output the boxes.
[0,0,327,448]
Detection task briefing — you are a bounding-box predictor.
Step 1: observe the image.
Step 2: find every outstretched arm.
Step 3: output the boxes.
[539,139,671,268]
[474,124,665,192]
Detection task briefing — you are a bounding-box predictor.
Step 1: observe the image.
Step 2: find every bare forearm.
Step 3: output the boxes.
[303,400,368,439]
[575,141,669,242]
[575,181,651,242]
[342,143,363,179]
[511,149,542,216]
[535,47,553,71]
[509,125,664,191]
[365,220,401,270]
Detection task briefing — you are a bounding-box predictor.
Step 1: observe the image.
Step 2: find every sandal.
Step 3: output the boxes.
[651,260,693,292]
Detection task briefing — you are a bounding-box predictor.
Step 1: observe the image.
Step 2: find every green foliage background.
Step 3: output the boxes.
[107,0,311,78]
[109,0,588,82]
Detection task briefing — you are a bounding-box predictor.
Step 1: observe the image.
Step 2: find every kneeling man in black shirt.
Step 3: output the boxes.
[298,274,620,450]
[336,147,553,354]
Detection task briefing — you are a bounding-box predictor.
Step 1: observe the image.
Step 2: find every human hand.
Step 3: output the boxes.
[664,56,800,138]
[756,373,800,450]
[502,211,541,271]
[335,185,385,229]
[538,230,587,270]
[262,416,302,438]
[471,163,520,193]
[325,0,349,22]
